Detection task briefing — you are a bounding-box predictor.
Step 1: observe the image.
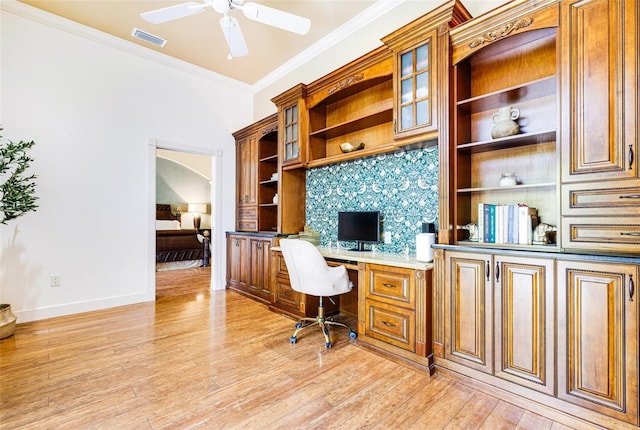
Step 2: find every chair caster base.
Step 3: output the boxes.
[349,331,357,339]
[290,336,297,344]
[325,342,332,348]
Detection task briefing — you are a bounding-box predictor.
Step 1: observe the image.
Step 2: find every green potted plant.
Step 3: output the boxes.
[0,128,38,339]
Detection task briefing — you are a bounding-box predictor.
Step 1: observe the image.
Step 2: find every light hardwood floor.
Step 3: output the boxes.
[1,267,591,429]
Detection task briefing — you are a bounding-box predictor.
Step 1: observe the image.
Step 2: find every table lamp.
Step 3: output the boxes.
[188,203,207,231]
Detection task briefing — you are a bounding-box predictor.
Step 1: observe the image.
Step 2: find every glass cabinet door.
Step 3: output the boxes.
[395,31,436,138]
[283,103,299,163]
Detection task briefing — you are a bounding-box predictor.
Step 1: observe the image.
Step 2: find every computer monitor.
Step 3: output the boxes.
[337,211,380,251]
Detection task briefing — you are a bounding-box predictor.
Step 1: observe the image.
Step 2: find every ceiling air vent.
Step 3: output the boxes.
[131,28,167,47]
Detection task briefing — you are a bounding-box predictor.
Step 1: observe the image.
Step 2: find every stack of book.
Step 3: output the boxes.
[477,203,538,245]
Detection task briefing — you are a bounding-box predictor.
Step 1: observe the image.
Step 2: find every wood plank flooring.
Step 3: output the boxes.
[1,267,591,429]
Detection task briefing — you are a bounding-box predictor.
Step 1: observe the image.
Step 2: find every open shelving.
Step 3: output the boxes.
[257,129,279,232]
[451,27,560,250]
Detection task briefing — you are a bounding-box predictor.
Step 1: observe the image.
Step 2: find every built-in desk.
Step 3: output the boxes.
[270,245,434,374]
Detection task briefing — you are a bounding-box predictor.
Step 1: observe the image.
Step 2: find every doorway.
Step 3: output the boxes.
[148,139,225,299]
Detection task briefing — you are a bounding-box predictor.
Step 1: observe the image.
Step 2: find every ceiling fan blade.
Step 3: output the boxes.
[141,2,206,24]
[220,16,248,57]
[241,2,311,35]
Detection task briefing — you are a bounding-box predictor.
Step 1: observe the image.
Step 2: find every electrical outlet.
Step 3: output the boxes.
[50,274,61,287]
[384,231,392,244]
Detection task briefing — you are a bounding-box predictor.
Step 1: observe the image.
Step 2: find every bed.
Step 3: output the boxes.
[156,204,204,268]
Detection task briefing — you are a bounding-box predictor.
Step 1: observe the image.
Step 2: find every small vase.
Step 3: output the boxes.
[491,106,520,139]
[0,304,17,339]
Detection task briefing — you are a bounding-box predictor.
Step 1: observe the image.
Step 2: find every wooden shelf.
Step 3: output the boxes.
[457,182,556,193]
[259,179,278,186]
[306,142,395,168]
[457,76,556,114]
[259,203,278,208]
[259,154,278,163]
[457,130,556,152]
[456,240,560,252]
[310,108,393,140]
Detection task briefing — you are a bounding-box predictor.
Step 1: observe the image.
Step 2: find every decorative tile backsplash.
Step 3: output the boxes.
[305,146,439,254]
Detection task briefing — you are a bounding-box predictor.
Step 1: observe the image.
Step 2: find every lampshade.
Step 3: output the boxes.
[188,203,207,214]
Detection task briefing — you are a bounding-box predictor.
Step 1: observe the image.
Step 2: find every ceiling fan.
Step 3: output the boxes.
[140,0,311,58]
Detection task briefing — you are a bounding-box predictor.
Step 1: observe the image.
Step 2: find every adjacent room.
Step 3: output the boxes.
[1,0,638,428]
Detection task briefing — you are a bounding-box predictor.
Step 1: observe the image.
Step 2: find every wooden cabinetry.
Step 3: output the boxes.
[226,233,248,292]
[444,250,555,395]
[236,134,257,231]
[303,47,394,168]
[233,114,278,233]
[449,1,560,250]
[358,262,433,371]
[257,123,278,233]
[559,0,640,252]
[557,259,638,425]
[560,0,638,183]
[382,1,470,140]
[364,263,417,352]
[272,84,307,169]
[226,232,274,305]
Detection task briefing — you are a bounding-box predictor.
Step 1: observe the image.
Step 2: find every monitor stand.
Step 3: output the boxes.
[349,241,370,252]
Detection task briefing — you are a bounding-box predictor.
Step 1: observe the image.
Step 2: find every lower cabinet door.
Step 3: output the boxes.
[494,256,555,396]
[557,260,639,425]
[445,251,493,374]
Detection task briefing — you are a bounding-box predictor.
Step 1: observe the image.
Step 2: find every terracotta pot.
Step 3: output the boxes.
[0,304,17,339]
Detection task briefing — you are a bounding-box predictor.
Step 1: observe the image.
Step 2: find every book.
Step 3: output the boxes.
[518,205,538,245]
[477,203,484,243]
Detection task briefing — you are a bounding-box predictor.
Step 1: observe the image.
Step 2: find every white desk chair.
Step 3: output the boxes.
[279,239,357,348]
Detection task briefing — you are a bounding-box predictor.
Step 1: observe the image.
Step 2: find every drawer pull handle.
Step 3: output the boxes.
[629,275,635,302]
[284,291,291,296]
[620,195,640,199]
[382,321,396,327]
[495,262,500,282]
[629,144,634,170]
[621,232,640,237]
[382,283,396,288]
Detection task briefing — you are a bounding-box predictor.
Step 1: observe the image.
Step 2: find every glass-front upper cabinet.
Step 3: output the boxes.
[398,40,433,134]
[272,83,307,168]
[283,103,299,162]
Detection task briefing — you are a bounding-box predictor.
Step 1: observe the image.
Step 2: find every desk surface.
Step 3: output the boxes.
[272,245,433,271]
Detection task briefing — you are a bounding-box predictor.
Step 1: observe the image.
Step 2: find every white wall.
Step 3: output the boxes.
[0,3,253,322]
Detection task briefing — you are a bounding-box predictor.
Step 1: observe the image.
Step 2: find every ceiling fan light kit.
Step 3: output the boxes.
[140,0,311,57]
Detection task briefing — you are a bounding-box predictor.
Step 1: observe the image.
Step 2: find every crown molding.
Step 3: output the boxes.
[251,0,406,93]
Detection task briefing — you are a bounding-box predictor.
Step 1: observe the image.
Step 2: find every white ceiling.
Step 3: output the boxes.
[16,0,507,86]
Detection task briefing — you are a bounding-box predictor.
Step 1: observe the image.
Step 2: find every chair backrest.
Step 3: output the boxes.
[279,239,351,297]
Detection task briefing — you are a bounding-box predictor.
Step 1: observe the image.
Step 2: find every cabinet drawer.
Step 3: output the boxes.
[562,217,640,253]
[365,300,415,352]
[562,180,640,216]
[238,218,258,232]
[274,277,299,310]
[273,252,289,278]
[238,206,257,218]
[365,263,415,309]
